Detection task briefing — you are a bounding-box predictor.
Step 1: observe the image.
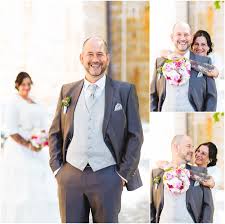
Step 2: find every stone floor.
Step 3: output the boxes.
[119,159,149,223]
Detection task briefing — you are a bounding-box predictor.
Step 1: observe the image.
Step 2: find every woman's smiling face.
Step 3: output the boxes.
[192,36,210,56]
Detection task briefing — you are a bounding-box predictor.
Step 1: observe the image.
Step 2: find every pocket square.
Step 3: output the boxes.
[197,72,203,78]
[114,103,122,111]
[194,181,200,187]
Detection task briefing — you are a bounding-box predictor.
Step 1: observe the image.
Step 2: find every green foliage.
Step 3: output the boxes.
[214,1,224,10]
[213,112,224,122]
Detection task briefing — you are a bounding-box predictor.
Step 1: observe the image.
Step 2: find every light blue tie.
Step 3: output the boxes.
[86,84,98,110]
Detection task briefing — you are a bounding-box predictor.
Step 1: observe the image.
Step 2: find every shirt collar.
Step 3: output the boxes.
[184,50,190,59]
[84,75,106,91]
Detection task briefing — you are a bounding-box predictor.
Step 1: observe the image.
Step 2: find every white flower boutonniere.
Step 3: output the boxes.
[153,176,161,190]
[61,96,72,114]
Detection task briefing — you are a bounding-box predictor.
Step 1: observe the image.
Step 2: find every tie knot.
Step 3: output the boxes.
[87,84,98,97]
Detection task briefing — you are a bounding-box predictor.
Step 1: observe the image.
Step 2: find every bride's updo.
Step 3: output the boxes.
[15,72,33,90]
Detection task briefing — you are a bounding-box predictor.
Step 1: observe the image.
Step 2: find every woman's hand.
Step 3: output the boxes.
[28,142,41,152]
[200,176,215,188]
[160,50,182,60]
[207,67,219,78]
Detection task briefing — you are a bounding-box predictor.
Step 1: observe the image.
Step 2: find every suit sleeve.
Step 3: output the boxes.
[150,59,159,111]
[200,186,214,223]
[117,85,143,181]
[150,170,157,223]
[49,86,64,172]
[205,57,217,111]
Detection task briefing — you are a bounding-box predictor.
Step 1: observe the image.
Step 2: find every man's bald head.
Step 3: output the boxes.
[171,134,187,146]
[82,36,109,54]
[172,21,192,35]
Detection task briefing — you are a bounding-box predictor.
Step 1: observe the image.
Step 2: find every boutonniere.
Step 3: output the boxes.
[153,176,161,190]
[61,96,72,114]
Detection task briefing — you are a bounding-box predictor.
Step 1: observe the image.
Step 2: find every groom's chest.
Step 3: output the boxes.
[189,69,207,91]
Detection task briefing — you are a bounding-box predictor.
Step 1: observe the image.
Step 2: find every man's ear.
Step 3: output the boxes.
[175,144,180,154]
[170,33,173,42]
[80,53,83,64]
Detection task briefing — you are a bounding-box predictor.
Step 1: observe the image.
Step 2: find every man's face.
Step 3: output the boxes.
[80,39,109,79]
[171,24,192,53]
[177,136,194,163]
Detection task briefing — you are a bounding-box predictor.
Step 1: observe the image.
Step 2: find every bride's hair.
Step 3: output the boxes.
[15,72,33,90]
[195,142,218,167]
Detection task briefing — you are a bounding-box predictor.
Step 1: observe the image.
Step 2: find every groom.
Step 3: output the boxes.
[49,36,143,223]
[151,21,217,112]
[151,135,214,223]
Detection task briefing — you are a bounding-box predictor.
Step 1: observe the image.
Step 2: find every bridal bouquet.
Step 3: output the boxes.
[30,131,48,149]
[163,164,190,194]
[160,58,191,86]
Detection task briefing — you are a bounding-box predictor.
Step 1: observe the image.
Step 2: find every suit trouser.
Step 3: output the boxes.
[56,163,123,223]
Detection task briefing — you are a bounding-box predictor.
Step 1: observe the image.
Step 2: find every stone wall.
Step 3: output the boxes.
[109,1,149,121]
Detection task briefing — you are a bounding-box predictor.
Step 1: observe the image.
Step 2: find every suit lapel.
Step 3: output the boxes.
[189,51,196,61]
[156,58,167,105]
[185,164,197,222]
[152,169,164,222]
[102,76,114,137]
[158,172,164,214]
[188,52,196,109]
[67,80,84,138]
[186,180,197,222]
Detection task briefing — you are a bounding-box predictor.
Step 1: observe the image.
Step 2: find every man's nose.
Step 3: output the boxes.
[180,35,186,40]
[92,54,99,62]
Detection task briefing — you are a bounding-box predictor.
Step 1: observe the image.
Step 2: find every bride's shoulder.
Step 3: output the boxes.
[7,94,21,105]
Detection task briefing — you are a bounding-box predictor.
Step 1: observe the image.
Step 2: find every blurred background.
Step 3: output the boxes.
[149,112,224,223]
[0,0,149,222]
[150,0,224,111]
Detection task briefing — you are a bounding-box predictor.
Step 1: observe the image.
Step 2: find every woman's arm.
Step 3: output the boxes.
[10,133,40,152]
[200,176,215,189]
[206,67,219,78]
[160,49,219,78]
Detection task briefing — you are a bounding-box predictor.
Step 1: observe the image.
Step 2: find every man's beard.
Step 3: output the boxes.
[184,154,193,163]
[176,41,190,53]
[85,63,108,77]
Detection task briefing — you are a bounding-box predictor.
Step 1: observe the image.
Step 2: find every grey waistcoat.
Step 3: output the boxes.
[66,88,116,171]
[159,188,194,223]
[162,81,195,112]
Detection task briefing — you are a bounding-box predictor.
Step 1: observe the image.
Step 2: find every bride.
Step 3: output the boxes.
[0,72,60,222]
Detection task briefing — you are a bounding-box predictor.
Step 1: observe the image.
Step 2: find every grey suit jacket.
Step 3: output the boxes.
[150,165,214,223]
[150,51,217,111]
[49,76,144,191]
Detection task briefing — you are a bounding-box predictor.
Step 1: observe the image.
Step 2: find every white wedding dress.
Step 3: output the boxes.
[0,94,60,222]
